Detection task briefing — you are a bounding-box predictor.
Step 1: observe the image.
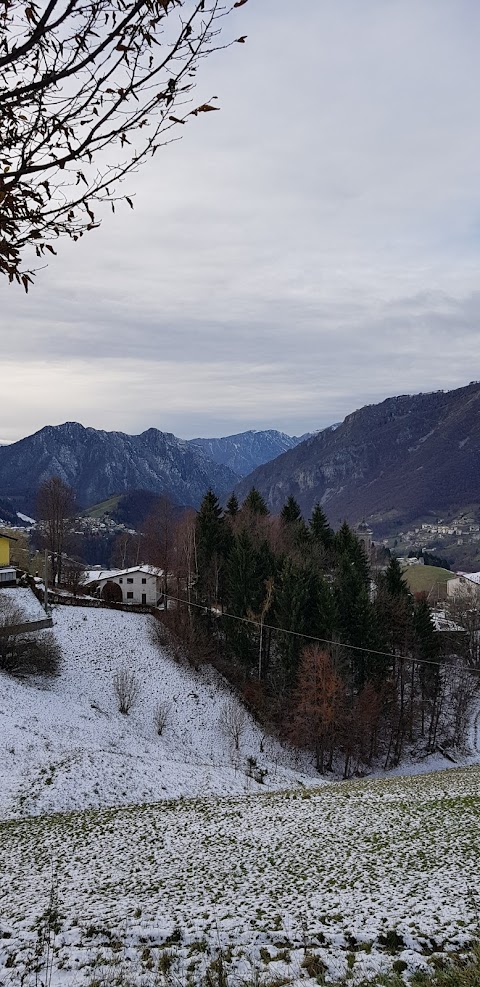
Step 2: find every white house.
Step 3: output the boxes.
[82,565,163,605]
[446,572,480,601]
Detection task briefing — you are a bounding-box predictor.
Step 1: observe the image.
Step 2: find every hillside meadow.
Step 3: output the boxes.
[0,765,479,986]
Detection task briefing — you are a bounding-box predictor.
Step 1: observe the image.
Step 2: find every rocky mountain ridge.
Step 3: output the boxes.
[187,429,308,477]
[0,422,238,512]
[0,423,310,514]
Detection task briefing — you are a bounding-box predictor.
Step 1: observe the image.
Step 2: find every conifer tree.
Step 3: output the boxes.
[309,503,334,550]
[280,495,309,554]
[242,487,269,516]
[225,493,239,519]
[384,557,410,598]
[195,490,227,606]
[334,520,356,557]
[414,595,441,741]
[273,559,314,688]
[276,562,336,663]
[226,529,261,617]
[225,529,274,668]
[374,557,414,664]
[334,553,377,689]
[281,496,302,525]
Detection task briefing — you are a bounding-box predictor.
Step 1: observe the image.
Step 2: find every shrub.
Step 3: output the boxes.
[113,668,140,714]
[153,701,170,736]
[0,608,61,678]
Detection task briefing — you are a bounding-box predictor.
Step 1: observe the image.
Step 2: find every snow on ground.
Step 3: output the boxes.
[0,587,47,622]
[0,605,315,819]
[1,604,480,984]
[0,766,479,986]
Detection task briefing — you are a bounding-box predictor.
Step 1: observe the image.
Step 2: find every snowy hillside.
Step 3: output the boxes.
[0,606,315,819]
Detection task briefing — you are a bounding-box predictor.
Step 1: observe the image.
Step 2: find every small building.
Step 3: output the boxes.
[0,532,17,568]
[0,567,17,587]
[82,565,163,605]
[446,572,480,601]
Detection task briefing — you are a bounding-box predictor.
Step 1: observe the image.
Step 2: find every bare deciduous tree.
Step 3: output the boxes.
[142,495,177,606]
[290,646,344,774]
[113,667,140,713]
[36,476,76,585]
[1,0,248,288]
[63,557,84,597]
[219,697,246,751]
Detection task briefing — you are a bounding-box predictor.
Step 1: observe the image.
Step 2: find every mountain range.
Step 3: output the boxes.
[0,423,237,512]
[0,423,303,514]
[1,382,479,527]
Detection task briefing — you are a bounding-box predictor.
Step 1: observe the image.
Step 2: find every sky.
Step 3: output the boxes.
[2,0,480,444]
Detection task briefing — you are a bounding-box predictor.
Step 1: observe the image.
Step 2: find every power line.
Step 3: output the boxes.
[158,593,480,674]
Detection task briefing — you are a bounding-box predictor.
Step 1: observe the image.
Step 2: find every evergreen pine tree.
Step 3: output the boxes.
[334,520,356,557]
[384,557,410,597]
[334,553,378,689]
[195,490,227,605]
[225,493,239,518]
[280,495,309,553]
[281,496,302,525]
[242,487,269,516]
[309,503,334,550]
[273,559,312,688]
[224,529,275,668]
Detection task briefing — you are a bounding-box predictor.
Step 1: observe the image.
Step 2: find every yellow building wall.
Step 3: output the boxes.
[0,537,11,566]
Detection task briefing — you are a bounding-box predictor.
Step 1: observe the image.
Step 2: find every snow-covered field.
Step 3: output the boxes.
[0,604,315,819]
[0,766,479,985]
[1,599,479,985]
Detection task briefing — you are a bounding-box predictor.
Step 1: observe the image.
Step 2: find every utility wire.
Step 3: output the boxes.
[158,592,480,674]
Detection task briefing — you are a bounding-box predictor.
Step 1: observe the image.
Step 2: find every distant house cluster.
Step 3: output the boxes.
[72,515,134,537]
[393,517,480,553]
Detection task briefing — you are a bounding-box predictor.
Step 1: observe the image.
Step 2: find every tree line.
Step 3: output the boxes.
[156,488,477,776]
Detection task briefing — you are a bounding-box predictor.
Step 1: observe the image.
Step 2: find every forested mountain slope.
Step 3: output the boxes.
[234,382,480,529]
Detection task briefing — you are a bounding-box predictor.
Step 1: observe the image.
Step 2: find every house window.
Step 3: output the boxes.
[127,578,133,584]
[119,578,123,584]
[141,578,146,584]
[127,592,133,599]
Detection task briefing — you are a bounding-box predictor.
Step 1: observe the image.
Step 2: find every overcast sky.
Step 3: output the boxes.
[2,0,480,444]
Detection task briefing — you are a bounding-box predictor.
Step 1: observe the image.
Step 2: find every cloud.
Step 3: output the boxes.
[3,0,480,441]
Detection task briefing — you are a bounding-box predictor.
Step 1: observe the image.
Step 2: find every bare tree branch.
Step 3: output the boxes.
[0,0,248,287]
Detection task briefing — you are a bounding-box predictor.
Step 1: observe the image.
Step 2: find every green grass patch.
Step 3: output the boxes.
[81,496,121,519]
[402,565,456,594]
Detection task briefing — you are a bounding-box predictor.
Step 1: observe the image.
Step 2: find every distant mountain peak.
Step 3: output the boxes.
[187,429,306,477]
